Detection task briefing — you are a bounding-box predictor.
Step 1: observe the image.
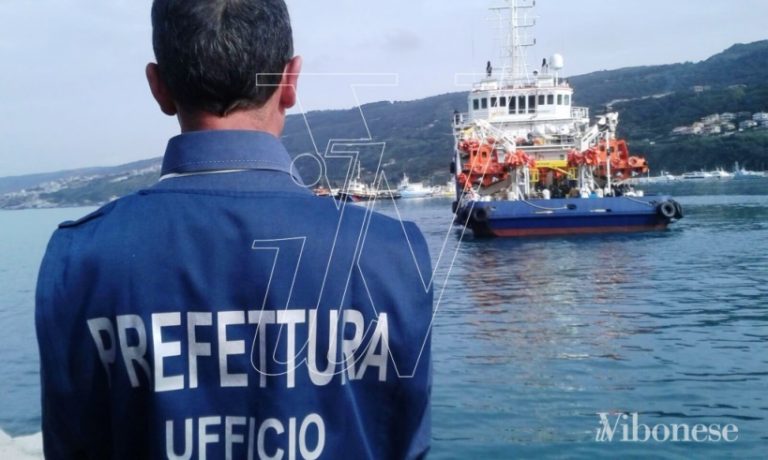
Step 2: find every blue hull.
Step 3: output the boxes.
[455,196,682,237]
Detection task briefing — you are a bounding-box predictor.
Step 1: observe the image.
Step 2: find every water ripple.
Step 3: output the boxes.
[2,191,768,457]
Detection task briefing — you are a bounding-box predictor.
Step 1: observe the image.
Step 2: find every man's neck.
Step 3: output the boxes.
[178,107,284,136]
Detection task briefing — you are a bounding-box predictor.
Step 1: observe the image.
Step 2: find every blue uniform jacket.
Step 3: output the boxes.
[36,130,433,459]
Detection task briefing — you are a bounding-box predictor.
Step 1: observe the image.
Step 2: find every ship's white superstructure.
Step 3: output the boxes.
[449,0,683,238]
[453,0,594,166]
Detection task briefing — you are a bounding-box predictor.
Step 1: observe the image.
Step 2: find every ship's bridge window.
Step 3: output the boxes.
[528,95,536,114]
[473,99,480,110]
[564,95,571,105]
[557,94,563,105]
[500,97,507,107]
[491,97,498,108]
[481,98,488,109]
[547,94,554,105]
[509,97,517,114]
[538,95,545,105]
[518,96,526,114]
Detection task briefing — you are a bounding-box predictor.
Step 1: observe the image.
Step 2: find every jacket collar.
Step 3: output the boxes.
[161,130,302,182]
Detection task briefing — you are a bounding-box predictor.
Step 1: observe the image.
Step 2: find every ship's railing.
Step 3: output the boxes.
[453,111,588,129]
[571,106,589,120]
[455,107,590,127]
[452,112,469,128]
[470,80,573,91]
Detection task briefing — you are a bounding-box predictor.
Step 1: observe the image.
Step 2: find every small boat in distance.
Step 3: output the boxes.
[681,171,712,180]
[733,162,766,179]
[397,174,434,199]
[335,162,377,202]
[681,170,734,180]
[709,168,734,180]
[335,177,377,202]
[313,186,332,196]
[334,162,401,202]
[627,171,678,185]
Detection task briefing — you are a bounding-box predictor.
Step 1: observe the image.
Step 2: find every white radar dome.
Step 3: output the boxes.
[550,54,564,70]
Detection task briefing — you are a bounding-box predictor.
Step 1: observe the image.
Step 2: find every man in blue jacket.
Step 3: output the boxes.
[35,0,433,458]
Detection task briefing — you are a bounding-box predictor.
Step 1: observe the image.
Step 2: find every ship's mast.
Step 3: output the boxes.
[491,0,536,87]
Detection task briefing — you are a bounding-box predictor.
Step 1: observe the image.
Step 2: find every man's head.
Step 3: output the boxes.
[147,0,301,133]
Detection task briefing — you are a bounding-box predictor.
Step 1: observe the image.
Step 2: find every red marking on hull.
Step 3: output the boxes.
[492,224,668,238]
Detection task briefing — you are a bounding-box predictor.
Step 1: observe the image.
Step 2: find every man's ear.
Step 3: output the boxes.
[146,63,178,116]
[278,56,302,110]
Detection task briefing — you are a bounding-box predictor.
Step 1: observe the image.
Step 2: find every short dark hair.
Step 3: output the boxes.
[151,0,293,116]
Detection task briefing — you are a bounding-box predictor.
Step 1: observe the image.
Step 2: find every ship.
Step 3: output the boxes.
[451,0,683,237]
[335,162,401,202]
[335,176,378,202]
[681,171,714,180]
[397,174,435,199]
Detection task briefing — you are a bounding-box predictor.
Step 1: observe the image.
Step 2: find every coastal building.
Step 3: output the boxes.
[670,112,768,137]
[671,126,693,136]
[739,120,758,130]
[704,125,722,135]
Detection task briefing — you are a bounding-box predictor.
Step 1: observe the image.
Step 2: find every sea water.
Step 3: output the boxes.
[1,179,766,458]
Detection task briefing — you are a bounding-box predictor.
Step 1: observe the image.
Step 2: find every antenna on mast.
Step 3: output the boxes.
[490,0,537,87]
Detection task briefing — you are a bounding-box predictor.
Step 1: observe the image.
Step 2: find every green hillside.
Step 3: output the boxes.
[569,40,768,108]
[569,40,768,172]
[637,131,768,174]
[282,93,466,184]
[282,40,768,181]
[614,85,768,172]
[3,40,767,208]
[0,158,159,195]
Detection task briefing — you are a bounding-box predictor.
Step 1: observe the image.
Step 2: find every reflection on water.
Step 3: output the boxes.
[1,183,767,458]
[375,186,768,458]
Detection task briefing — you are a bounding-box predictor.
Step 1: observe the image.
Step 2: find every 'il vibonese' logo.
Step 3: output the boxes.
[595,412,739,443]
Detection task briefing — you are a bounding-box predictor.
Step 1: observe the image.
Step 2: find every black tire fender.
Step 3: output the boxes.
[673,200,684,219]
[472,207,489,223]
[658,201,676,219]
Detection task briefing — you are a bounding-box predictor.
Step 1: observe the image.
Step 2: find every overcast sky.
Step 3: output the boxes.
[1,0,766,176]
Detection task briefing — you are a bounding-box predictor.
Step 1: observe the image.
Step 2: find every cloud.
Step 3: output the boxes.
[382,29,422,53]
